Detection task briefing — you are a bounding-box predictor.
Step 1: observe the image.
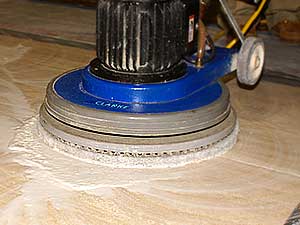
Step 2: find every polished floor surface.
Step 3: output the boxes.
[0,35,300,225]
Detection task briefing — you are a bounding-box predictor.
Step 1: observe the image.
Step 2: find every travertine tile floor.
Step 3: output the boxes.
[0,35,300,225]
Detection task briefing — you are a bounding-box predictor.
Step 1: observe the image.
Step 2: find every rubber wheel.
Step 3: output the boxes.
[237,37,265,86]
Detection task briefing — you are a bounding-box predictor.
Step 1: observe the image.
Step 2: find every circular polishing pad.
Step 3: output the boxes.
[38,108,238,168]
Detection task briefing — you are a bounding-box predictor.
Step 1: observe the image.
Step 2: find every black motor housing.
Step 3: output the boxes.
[92,0,199,83]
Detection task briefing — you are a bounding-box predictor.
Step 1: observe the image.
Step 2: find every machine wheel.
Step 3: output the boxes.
[237,37,265,86]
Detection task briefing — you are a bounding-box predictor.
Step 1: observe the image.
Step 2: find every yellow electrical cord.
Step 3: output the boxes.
[226,0,268,48]
[213,30,225,42]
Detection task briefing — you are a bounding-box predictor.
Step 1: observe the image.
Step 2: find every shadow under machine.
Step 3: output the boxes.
[39,0,265,167]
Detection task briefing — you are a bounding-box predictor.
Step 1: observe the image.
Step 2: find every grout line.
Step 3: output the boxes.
[0,28,95,50]
[221,156,300,179]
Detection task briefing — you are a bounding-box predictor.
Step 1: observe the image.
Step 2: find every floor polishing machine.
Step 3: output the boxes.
[39,0,265,168]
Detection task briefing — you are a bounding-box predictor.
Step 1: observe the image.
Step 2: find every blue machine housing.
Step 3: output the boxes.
[54,48,236,114]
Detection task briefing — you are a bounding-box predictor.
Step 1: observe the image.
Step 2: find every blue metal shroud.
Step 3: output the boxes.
[54,48,236,114]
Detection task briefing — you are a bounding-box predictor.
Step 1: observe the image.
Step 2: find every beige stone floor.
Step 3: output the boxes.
[0,35,300,225]
[0,0,95,48]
